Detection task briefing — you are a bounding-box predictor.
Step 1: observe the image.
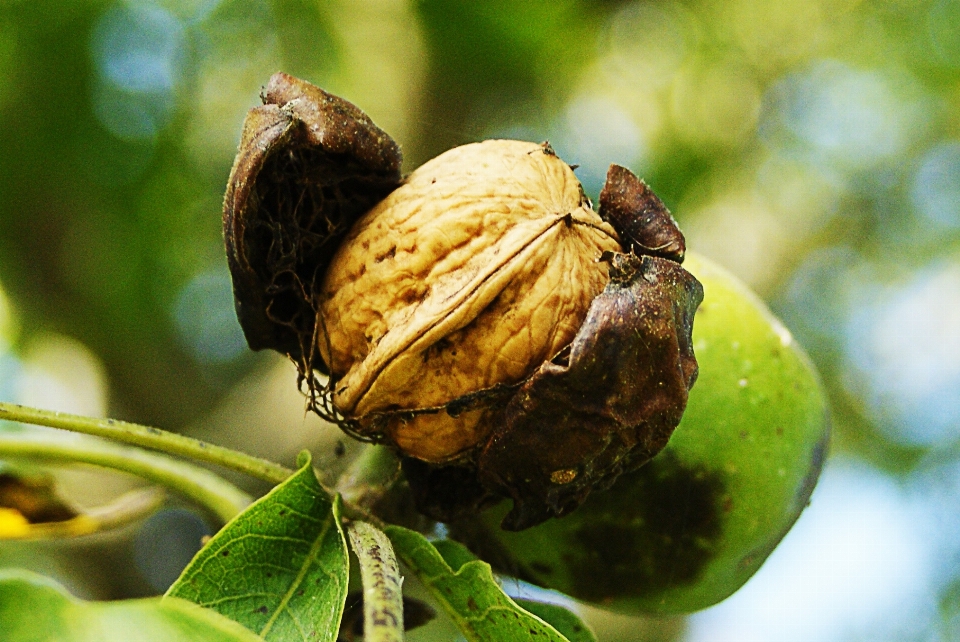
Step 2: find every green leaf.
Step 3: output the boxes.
[384,525,572,642]
[168,454,348,642]
[433,539,596,641]
[0,569,263,642]
[514,600,597,642]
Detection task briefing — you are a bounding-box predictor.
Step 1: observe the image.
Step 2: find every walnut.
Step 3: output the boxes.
[318,140,621,462]
[224,73,703,530]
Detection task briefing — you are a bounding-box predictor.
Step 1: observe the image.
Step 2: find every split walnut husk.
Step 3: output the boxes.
[224,73,703,531]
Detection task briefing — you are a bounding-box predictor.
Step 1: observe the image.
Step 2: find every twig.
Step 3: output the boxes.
[0,432,252,523]
[0,402,293,485]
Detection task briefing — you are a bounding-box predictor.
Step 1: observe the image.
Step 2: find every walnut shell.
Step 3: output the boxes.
[318,140,621,462]
[223,74,704,531]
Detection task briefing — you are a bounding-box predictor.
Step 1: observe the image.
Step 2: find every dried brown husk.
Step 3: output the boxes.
[223,72,402,372]
[223,74,703,531]
[599,164,686,263]
[477,251,702,529]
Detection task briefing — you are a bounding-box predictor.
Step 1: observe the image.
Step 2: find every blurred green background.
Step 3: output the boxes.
[1,0,959,639]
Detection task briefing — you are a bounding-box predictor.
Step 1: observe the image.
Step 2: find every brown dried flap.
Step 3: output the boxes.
[477,253,703,531]
[599,165,686,263]
[223,72,403,367]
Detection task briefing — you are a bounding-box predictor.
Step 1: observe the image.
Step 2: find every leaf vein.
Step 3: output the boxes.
[258,516,334,638]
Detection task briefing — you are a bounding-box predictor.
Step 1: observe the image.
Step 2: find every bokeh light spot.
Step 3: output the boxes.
[910,141,960,229]
[685,191,783,291]
[670,63,761,147]
[154,0,224,23]
[599,1,694,89]
[95,5,182,93]
[134,508,210,593]
[765,60,925,171]
[779,245,860,350]
[173,268,248,365]
[16,333,109,418]
[90,2,185,140]
[552,95,644,198]
[844,261,960,446]
[755,152,843,223]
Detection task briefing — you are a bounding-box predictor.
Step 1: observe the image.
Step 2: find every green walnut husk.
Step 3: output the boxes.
[450,252,830,613]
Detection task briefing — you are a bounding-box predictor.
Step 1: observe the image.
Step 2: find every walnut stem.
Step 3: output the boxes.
[346,520,405,642]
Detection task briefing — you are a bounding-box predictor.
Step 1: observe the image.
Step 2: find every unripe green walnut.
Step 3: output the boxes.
[454,252,829,613]
[224,73,703,530]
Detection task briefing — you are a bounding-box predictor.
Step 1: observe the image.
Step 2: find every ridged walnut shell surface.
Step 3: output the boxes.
[318,140,622,462]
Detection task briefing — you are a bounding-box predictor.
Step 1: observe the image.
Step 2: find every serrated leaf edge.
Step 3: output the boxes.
[385,526,572,642]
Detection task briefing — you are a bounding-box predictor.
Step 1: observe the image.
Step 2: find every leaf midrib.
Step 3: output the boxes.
[258,515,334,638]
